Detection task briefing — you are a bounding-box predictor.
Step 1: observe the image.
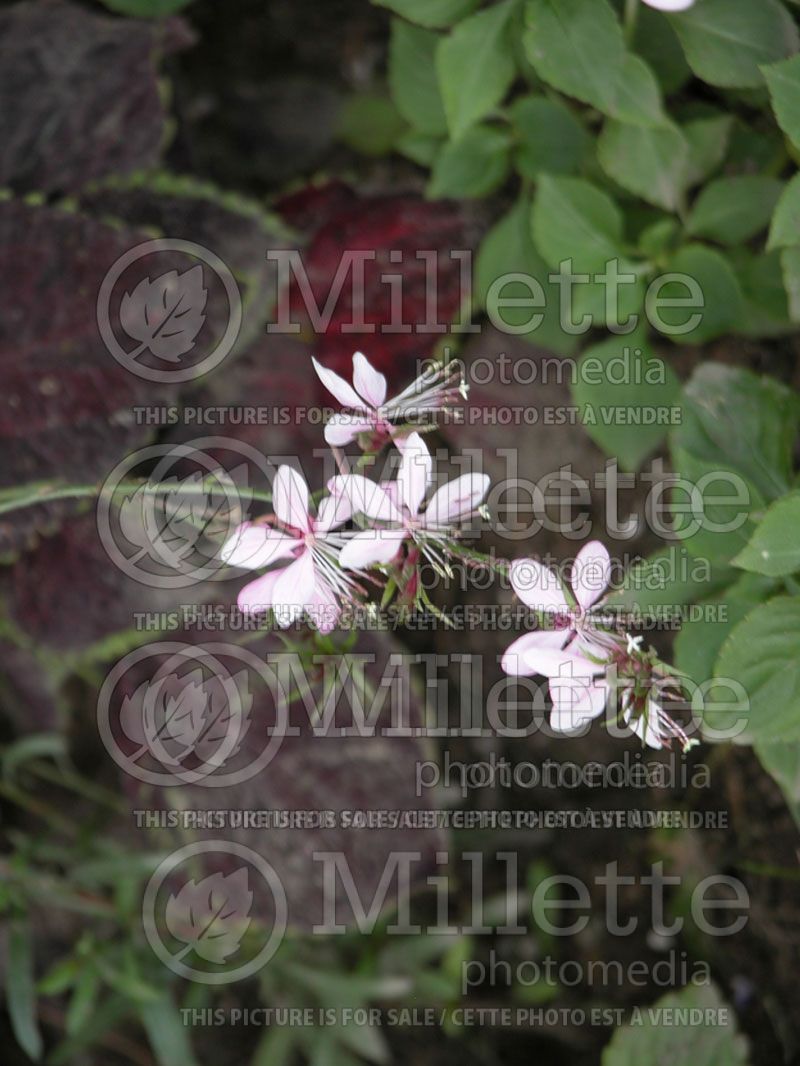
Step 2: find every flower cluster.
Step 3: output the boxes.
[221,352,690,750]
[220,352,486,632]
[501,543,694,751]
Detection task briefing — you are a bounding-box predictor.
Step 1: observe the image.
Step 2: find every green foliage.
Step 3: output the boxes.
[669,0,799,89]
[373,0,479,28]
[7,920,43,1061]
[428,125,511,197]
[733,492,800,576]
[337,93,407,156]
[597,120,689,212]
[522,0,627,116]
[601,983,748,1065]
[687,176,784,244]
[436,0,517,139]
[98,0,195,15]
[474,194,576,353]
[763,53,800,150]
[510,95,589,179]
[389,20,448,135]
[571,332,681,471]
[376,0,800,371]
[710,597,800,742]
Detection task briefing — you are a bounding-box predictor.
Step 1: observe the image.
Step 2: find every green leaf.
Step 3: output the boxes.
[509,94,589,179]
[572,332,681,470]
[475,196,578,355]
[427,125,511,198]
[733,249,793,337]
[602,983,748,1066]
[38,956,81,996]
[710,596,800,742]
[682,113,733,186]
[675,364,798,502]
[436,0,517,139]
[669,0,799,89]
[768,173,800,250]
[373,0,479,28]
[755,740,800,828]
[780,246,800,320]
[98,0,193,15]
[7,920,43,1061]
[733,492,800,577]
[638,218,680,259]
[139,997,200,1066]
[675,572,775,684]
[252,1024,298,1066]
[395,131,442,165]
[532,174,623,273]
[388,20,448,135]
[632,5,692,95]
[2,731,66,781]
[65,967,100,1037]
[523,0,626,115]
[337,93,406,156]
[653,244,743,343]
[606,547,733,617]
[597,119,689,212]
[687,176,784,244]
[669,363,798,562]
[728,118,786,173]
[763,52,800,151]
[611,54,668,127]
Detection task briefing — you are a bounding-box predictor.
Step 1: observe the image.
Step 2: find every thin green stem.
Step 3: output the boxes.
[0,479,273,518]
[624,0,640,46]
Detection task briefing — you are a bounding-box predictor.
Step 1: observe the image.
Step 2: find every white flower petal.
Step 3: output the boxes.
[324,414,375,446]
[270,549,317,625]
[425,473,489,526]
[314,492,353,533]
[352,351,387,408]
[509,558,570,615]
[642,0,695,10]
[572,541,611,610]
[550,678,608,732]
[501,628,568,676]
[624,699,667,749]
[237,569,282,613]
[521,645,600,680]
[272,466,311,534]
[339,529,407,569]
[329,474,404,523]
[306,580,341,634]
[220,523,300,570]
[312,357,369,411]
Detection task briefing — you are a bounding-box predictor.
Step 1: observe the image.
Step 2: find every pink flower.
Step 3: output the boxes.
[518,643,612,735]
[641,0,695,10]
[313,351,467,446]
[220,466,355,633]
[501,541,611,675]
[503,625,695,749]
[332,432,489,571]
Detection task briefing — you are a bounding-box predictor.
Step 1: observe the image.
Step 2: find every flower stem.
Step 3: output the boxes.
[0,479,273,517]
[624,0,639,46]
